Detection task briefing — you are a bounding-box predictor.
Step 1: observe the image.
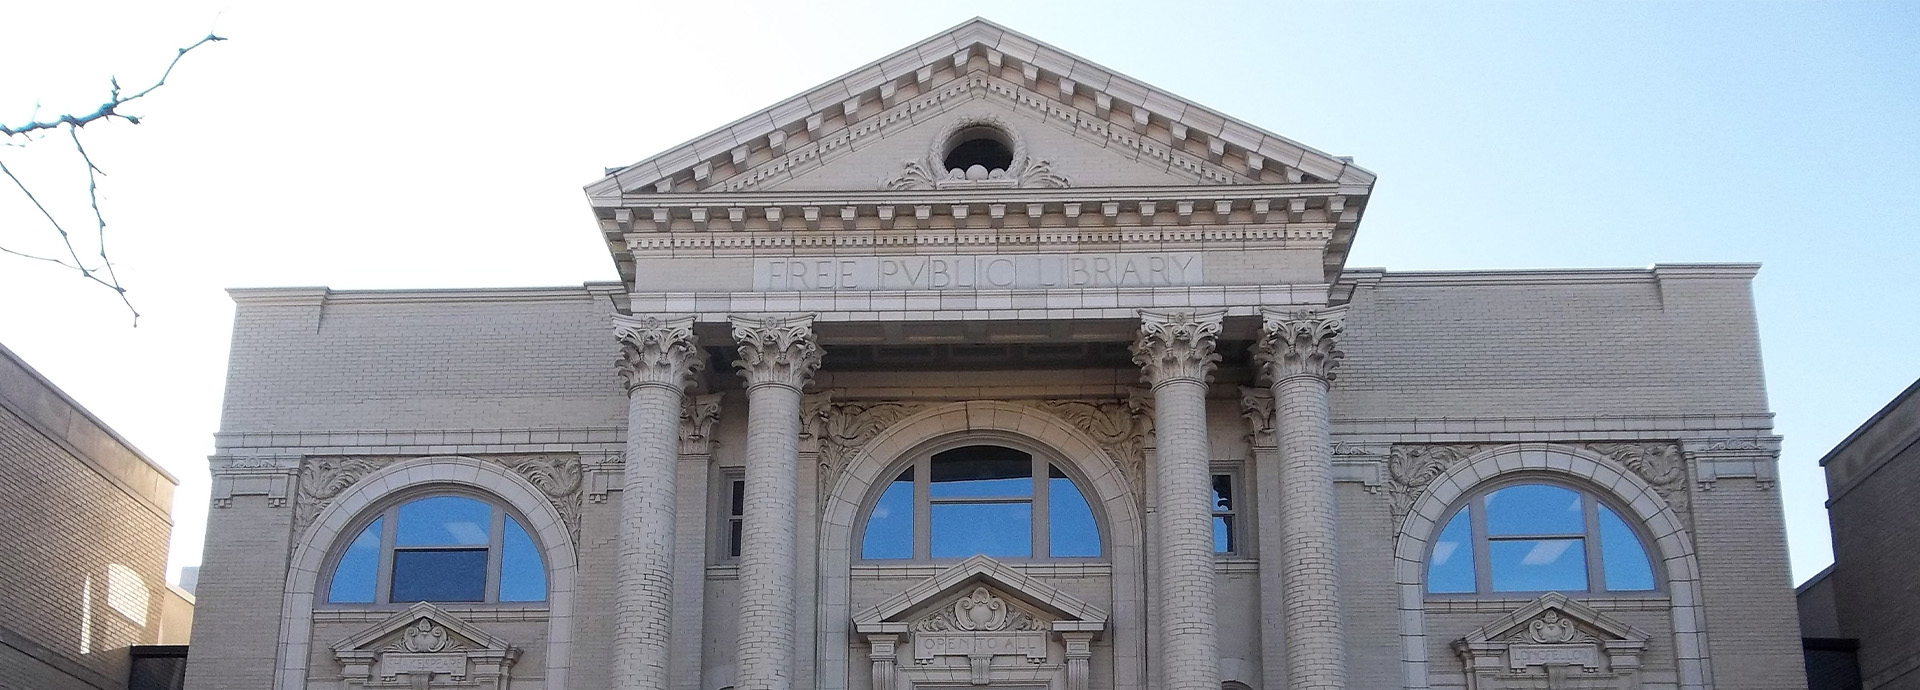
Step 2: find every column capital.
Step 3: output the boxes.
[614,314,705,394]
[731,313,823,392]
[1254,306,1347,384]
[1130,309,1225,389]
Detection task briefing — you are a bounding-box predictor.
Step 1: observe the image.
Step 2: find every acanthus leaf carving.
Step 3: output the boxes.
[1384,442,1692,534]
[508,454,584,546]
[806,396,933,502]
[680,392,725,456]
[295,456,400,539]
[731,314,823,391]
[1254,307,1347,383]
[1033,393,1153,503]
[1386,445,1496,529]
[1586,442,1690,523]
[1131,310,1224,388]
[1238,387,1275,448]
[293,454,584,546]
[613,314,703,394]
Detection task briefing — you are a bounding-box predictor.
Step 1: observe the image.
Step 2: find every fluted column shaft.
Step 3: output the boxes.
[1257,307,1348,690]
[730,314,822,690]
[613,315,704,690]
[1133,310,1224,690]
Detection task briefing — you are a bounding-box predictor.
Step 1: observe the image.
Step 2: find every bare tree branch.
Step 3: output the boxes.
[0,33,225,325]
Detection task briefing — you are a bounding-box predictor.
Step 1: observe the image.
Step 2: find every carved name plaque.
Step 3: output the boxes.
[755,252,1203,291]
[913,631,1047,662]
[382,653,467,675]
[1507,644,1600,670]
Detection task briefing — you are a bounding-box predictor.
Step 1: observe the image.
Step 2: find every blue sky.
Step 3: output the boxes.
[1,1,1914,584]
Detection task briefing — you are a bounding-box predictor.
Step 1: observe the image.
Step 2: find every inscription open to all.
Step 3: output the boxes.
[755,253,1203,291]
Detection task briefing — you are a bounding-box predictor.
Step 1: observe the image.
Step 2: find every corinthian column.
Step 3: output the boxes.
[1254,307,1348,690]
[612,314,704,690]
[1131,309,1224,690]
[730,314,822,690]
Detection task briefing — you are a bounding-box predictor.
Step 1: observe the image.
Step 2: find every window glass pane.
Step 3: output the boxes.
[391,549,487,602]
[396,496,494,546]
[327,518,382,603]
[931,502,1032,558]
[1048,467,1100,557]
[1484,484,1584,536]
[1214,516,1234,554]
[862,470,915,559]
[930,446,1032,498]
[1598,505,1657,591]
[1426,511,1474,593]
[1212,474,1233,512]
[499,516,547,602]
[1489,538,1588,592]
[730,479,745,517]
[728,520,744,559]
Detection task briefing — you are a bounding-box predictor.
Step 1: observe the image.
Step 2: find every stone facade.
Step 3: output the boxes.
[185,18,1804,690]
[1798,378,1920,690]
[0,343,183,690]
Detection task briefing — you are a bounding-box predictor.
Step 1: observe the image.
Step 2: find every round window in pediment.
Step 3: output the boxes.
[942,125,1016,179]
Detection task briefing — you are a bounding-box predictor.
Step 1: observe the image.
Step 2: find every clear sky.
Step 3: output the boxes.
[1,1,1915,586]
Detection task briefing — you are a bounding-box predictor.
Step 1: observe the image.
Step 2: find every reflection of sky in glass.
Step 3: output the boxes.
[392,549,487,602]
[1484,484,1583,535]
[1213,516,1233,553]
[862,472,914,559]
[328,518,382,603]
[1490,538,1587,591]
[1212,475,1233,511]
[930,447,1032,498]
[1599,505,1656,590]
[1048,474,1099,557]
[1427,511,1475,593]
[397,496,493,546]
[932,503,1031,558]
[500,516,547,601]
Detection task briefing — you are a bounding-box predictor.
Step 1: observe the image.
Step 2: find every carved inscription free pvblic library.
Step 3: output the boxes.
[754,252,1203,291]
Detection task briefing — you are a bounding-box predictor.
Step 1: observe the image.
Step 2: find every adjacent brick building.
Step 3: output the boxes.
[185,19,1806,690]
[1798,378,1920,690]
[0,343,186,690]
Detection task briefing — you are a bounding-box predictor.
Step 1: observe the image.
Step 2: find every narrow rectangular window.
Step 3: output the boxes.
[1212,473,1238,555]
[727,477,746,559]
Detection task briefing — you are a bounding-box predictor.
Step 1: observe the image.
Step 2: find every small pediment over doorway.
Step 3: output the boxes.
[330,602,519,689]
[852,555,1105,690]
[1451,592,1650,690]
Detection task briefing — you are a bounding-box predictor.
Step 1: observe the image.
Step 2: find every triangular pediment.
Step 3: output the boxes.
[330,601,511,654]
[851,555,1107,634]
[586,17,1373,201]
[1459,592,1650,646]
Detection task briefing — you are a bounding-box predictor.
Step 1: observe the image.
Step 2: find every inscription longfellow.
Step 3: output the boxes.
[754,252,1203,291]
[912,631,1048,662]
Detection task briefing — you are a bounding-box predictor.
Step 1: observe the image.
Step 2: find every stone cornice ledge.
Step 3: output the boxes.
[1343,263,1760,289]
[228,283,624,306]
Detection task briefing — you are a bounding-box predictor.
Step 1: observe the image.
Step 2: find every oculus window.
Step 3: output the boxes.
[326,494,547,604]
[860,444,1102,560]
[1426,482,1657,595]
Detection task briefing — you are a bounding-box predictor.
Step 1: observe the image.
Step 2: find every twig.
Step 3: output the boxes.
[0,34,226,136]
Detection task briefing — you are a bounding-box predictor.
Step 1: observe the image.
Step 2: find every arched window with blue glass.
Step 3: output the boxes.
[1426,480,1658,595]
[325,493,548,604]
[858,443,1103,560]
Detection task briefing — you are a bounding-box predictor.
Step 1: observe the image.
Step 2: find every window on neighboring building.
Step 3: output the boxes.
[1212,472,1240,555]
[325,494,547,604]
[859,444,1102,560]
[1426,481,1657,595]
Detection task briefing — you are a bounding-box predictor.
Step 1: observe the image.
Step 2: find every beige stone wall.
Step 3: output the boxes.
[0,345,177,690]
[192,264,1802,690]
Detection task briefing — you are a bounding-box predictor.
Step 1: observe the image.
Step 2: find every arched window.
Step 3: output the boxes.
[326,494,547,604]
[860,444,1102,560]
[1426,481,1657,595]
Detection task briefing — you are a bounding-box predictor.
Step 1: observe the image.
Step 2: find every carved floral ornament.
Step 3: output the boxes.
[1452,593,1649,690]
[730,314,823,391]
[613,314,703,393]
[293,454,584,546]
[332,604,518,689]
[1254,306,1347,383]
[881,113,1071,190]
[1131,310,1224,388]
[1384,442,1692,532]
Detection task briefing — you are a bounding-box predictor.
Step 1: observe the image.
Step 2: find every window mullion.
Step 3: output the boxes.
[1470,499,1491,594]
[914,455,931,560]
[485,507,505,603]
[376,507,397,604]
[1585,494,1605,592]
[1033,458,1050,558]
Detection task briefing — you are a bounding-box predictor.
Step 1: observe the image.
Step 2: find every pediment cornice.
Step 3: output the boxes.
[586,18,1374,201]
[851,555,1108,634]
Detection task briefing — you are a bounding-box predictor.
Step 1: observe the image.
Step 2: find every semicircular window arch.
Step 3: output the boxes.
[325,492,548,604]
[859,443,1104,561]
[1425,480,1658,595]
